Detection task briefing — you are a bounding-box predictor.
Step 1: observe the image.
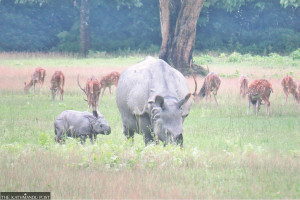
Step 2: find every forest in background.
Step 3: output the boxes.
[0,0,299,55]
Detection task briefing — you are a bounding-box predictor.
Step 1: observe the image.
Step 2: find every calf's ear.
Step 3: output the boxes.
[93,111,98,118]
[177,93,191,108]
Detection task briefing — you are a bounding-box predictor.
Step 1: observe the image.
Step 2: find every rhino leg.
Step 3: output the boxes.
[138,115,154,145]
[123,126,135,142]
[54,121,64,143]
[89,134,97,144]
[80,135,87,144]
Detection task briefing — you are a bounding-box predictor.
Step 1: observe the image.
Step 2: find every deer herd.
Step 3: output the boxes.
[24,66,300,116]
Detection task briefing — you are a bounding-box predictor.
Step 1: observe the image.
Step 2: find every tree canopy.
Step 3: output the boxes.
[0,0,299,55]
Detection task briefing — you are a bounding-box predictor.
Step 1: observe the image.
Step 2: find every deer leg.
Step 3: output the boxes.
[265,99,270,115]
[33,82,36,94]
[61,89,64,101]
[247,98,251,115]
[59,86,63,101]
[101,87,106,97]
[255,100,261,116]
[214,93,219,106]
[109,86,112,99]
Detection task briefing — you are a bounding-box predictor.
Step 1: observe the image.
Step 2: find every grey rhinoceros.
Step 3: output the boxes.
[54,110,111,144]
[116,56,192,146]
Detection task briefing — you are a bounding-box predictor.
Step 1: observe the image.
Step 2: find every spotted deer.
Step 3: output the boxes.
[281,75,300,104]
[248,79,273,115]
[50,71,65,101]
[24,67,46,93]
[239,75,249,98]
[77,75,101,112]
[100,71,120,98]
[197,72,221,105]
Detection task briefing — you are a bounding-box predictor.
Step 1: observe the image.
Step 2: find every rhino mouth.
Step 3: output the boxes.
[101,126,111,135]
[160,129,183,146]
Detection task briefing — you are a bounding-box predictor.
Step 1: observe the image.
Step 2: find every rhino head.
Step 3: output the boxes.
[149,93,191,146]
[91,111,111,135]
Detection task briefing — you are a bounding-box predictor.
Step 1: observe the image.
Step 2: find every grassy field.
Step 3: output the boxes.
[0,52,299,199]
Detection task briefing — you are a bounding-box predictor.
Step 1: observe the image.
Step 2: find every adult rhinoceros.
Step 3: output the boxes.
[116,56,192,146]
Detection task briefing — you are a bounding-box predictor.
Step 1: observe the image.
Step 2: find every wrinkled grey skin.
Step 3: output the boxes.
[54,110,111,144]
[116,56,192,146]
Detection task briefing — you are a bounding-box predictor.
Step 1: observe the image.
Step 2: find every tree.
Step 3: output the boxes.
[79,0,90,56]
[158,0,207,76]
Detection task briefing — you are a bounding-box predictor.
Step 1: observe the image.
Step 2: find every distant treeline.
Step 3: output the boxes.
[0,0,299,55]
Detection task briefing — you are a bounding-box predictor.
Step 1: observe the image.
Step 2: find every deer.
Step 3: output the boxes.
[281,75,300,104]
[24,67,46,93]
[50,71,65,101]
[77,75,101,113]
[99,71,120,98]
[247,79,273,115]
[239,75,249,98]
[197,72,221,105]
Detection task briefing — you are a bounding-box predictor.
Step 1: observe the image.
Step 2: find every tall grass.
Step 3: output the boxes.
[0,53,299,198]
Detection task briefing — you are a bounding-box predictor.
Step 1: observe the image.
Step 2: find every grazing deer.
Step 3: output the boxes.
[100,71,120,98]
[77,75,101,112]
[247,79,273,115]
[50,71,65,101]
[24,67,46,93]
[197,72,221,105]
[239,75,249,98]
[281,75,300,104]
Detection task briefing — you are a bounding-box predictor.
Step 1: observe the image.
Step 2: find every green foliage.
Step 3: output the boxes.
[0,0,299,55]
[280,0,300,7]
[228,52,243,62]
[290,49,300,60]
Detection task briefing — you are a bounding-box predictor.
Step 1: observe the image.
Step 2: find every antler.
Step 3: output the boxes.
[77,74,87,95]
[190,60,197,96]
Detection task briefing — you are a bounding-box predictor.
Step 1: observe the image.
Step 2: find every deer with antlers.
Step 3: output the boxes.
[24,67,46,93]
[239,75,249,98]
[281,75,300,104]
[99,71,120,98]
[247,79,273,115]
[197,72,221,105]
[77,75,101,113]
[50,71,65,101]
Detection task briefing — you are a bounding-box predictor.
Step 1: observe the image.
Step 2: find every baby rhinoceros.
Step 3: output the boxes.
[54,110,111,144]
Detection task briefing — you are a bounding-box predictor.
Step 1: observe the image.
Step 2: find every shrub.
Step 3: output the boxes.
[290,49,300,60]
[228,52,243,62]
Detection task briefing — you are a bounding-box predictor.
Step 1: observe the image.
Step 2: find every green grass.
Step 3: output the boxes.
[0,53,300,198]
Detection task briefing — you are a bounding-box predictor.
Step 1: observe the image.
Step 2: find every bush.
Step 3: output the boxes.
[227,52,243,62]
[290,49,300,60]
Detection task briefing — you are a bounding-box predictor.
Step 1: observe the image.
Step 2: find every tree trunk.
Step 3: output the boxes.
[80,0,90,57]
[159,0,207,76]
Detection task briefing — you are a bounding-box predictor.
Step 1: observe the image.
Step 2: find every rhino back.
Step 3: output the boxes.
[56,110,91,135]
[116,57,191,115]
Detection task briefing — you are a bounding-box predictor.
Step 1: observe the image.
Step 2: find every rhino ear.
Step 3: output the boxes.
[177,93,191,108]
[155,95,165,109]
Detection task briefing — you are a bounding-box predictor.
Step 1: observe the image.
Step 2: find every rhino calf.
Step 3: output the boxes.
[54,110,111,144]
